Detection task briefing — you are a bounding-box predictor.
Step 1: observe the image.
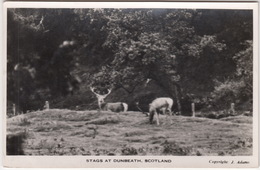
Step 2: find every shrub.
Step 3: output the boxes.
[197,110,235,119]
[196,150,202,156]
[180,94,213,116]
[161,140,190,155]
[121,146,138,155]
[211,80,244,109]
[218,151,225,156]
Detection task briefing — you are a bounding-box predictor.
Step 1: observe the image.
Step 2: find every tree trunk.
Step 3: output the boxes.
[151,72,183,114]
[174,85,182,115]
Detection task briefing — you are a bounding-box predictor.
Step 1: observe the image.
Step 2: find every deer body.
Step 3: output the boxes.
[101,102,125,112]
[149,97,173,125]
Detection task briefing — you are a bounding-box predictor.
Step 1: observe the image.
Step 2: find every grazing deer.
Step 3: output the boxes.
[149,97,173,125]
[90,87,128,112]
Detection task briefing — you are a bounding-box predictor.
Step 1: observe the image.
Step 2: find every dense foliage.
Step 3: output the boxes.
[7,8,253,114]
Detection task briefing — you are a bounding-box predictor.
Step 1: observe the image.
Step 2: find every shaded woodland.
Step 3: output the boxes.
[7,8,253,116]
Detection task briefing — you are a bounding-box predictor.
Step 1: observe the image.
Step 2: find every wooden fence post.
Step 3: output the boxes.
[192,103,195,117]
[45,101,49,110]
[12,104,16,116]
[230,103,235,114]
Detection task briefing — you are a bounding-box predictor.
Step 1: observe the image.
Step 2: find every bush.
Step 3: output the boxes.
[180,94,212,116]
[121,146,138,155]
[210,80,252,111]
[161,140,190,155]
[197,110,235,119]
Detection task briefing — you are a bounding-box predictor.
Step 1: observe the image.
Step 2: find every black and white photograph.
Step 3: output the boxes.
[2,2,259,168]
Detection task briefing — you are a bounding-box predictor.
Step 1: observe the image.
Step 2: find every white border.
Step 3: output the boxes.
[2,1,259,9]
[2,1,259,168]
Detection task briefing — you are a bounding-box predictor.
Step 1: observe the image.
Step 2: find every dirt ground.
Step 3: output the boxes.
[6,109,253,156]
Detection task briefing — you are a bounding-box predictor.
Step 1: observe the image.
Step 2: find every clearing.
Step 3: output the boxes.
[6,109,252,156]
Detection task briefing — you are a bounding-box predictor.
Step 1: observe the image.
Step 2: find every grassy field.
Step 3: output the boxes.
[6,109,252,156]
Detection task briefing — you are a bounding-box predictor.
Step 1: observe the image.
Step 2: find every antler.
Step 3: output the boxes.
[90,86,112,97]
[105,89,112,96]
[90,86,99,95]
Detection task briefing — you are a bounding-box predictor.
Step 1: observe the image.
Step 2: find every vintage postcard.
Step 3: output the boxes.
[2,1,259,168]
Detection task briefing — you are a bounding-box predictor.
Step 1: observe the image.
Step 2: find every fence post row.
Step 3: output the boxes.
[45,101,49,110]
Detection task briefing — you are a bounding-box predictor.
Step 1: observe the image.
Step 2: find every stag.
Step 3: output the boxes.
[90,87,128,112]
[90,87,112,110]
[149,97,173,125]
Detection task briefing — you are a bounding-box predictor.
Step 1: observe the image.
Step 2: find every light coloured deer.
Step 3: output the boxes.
[101,102,125,112]
[90,87,128,112]
[149,97,173,125]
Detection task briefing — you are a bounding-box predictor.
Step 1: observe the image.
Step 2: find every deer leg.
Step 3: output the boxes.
[155,111,160,125]
[165,110,168,125]
[149,111,154,124]
[169,111,173,124]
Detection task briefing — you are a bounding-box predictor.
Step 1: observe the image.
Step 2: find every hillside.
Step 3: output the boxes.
[7,109,252,156]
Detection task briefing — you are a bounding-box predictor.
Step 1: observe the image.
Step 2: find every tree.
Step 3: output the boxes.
[211,41,253,110]
[90,9,228,113]
[7,9,45,112]
[7,9,81,111]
